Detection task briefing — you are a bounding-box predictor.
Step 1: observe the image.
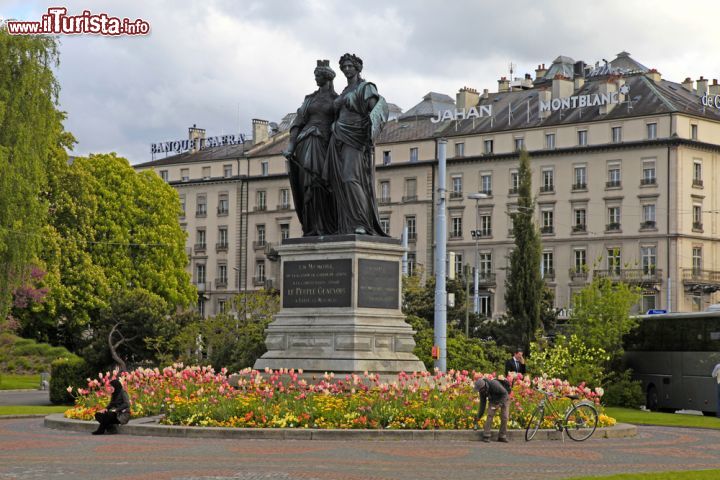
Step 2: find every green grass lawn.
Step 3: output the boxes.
[566,469,720,480]
[606,407,720,429]
[0,405,68,415]
[0,373,41,390]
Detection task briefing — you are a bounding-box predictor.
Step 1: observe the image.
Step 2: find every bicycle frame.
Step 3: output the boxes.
[525,388,599,442]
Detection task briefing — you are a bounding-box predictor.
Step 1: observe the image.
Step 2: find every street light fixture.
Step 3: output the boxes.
[467,192,489,322]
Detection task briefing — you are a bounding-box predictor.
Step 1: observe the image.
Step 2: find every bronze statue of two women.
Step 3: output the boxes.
[284,54,389,237]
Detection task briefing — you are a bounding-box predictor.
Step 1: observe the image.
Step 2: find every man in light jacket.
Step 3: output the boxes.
[712,362,720,418]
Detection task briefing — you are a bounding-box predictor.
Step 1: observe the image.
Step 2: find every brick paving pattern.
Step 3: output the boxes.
[2,418,720,479]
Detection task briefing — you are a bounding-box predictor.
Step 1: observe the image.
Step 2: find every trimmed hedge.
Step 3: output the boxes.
[50,357,89,405]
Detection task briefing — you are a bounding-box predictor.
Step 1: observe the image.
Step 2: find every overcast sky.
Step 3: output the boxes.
[4,0,720,164]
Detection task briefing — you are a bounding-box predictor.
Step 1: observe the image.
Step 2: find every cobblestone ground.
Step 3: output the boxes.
[2,418,720,480]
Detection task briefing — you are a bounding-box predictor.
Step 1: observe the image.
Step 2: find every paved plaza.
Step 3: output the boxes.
[2,417,720,479]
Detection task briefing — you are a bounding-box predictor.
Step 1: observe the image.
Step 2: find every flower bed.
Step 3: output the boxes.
[64,364,615,430]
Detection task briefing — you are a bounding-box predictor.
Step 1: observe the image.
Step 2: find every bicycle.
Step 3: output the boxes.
[524,387,599,441]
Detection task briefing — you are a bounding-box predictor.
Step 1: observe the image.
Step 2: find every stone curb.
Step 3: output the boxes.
[1,414,49,420]
[43,414,637,441]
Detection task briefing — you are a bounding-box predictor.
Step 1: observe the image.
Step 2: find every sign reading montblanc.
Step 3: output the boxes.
[539,87,628,113]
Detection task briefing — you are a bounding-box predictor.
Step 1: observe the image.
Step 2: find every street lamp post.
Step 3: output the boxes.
[467,192,489,320]
[434,139,448,373]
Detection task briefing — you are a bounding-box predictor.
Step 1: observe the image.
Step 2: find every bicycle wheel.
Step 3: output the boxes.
[564,403,598,441]
[524,406,544,441]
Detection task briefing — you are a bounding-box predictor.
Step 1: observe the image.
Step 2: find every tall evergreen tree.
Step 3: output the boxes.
[504,149,543,353]
[0,30,67,319]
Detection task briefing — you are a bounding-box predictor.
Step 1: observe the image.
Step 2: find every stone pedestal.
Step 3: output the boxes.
[253,235,426,374]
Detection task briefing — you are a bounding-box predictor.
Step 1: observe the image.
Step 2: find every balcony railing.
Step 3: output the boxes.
[539,185,555,193]
[572,183,587,190]
[476,273,496,286]
[196,208,207,217]
[377,197,391,205]
[216,242,228,252]
[194,243,207,253]
[542,269,555,281]
[215,278,228,289]
[470,229,492,238]
[640,178,656,186]
[594,268,663,284]
[683,268,720,285]
[448,232,463,240]
[217,207,228,215]
[640,220,656,229]
[253,204,267,212]
[693,179,704,187]
[277,203,291,211]
[606,180,621,188]
[406,232,417,241]
[572,224,587,233]
[693,222,704,231]
[540,226,554,234]
[253,240,266,249]
[569,268,588,282]
[606,222,621,231]
[402,195,418,202]
[193,281,208,291]
[449,191,463,199]
[508,187,519,195]
[253,276,266,286]
[480,189,492,196]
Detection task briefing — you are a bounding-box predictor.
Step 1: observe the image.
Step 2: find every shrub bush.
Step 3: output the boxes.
[602,369,644,408]
[50,357,89,405]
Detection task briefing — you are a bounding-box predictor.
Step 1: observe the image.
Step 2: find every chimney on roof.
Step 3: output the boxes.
[538,89,552,120]
[696,76,709,96]
[574,76,585,90]
[252,119,269,144]
[481,88,490,100]
[709,79,720,96]
[645,68,661,83]
[188,125,206,153]
[552,74,573,100]
[535,64,547,81]
[682,77,694,92]
[456,86,480,110]
[498,76,510,93]
[598,78,621,115]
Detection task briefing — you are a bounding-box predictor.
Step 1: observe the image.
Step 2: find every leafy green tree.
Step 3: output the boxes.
[17,153,196,350]
[504,149,543,353]
[174,290,280,371]
[407,314,506,373]
[528,334,608,387]
[0,30,71,320]
[568,275,641,369]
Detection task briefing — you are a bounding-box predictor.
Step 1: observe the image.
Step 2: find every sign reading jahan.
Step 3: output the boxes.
[151,134,246,154]
[431,106,493,123]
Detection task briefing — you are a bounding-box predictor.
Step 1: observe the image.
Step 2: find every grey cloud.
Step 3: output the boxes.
[14,0,720,163]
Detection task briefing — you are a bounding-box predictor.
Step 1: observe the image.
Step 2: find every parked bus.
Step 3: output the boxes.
[624,309,720,414]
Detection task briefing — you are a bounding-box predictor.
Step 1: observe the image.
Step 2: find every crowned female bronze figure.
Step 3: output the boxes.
[283,60,338,236]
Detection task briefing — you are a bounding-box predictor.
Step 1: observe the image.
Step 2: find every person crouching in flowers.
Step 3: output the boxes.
[92,379,130,435]
[474,377,510,443]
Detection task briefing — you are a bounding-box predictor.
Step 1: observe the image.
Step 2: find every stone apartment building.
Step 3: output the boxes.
[135,51,720,318]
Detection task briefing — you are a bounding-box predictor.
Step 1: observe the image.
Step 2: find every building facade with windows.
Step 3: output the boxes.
[136,52,720,318]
